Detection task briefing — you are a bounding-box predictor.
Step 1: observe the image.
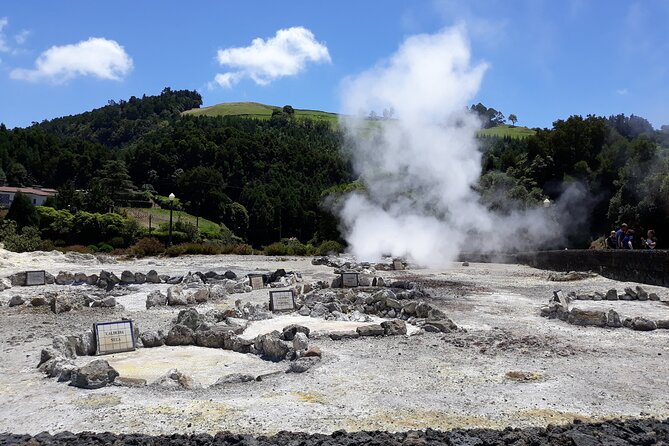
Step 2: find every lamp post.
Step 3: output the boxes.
[543,198,551,208]
[168,193,175,246]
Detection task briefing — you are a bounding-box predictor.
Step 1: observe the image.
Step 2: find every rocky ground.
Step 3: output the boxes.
[0,250,668,438]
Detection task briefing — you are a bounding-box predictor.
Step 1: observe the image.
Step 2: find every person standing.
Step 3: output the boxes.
[616,223,628,248]
[622,229,635,249]
[644,230,657,249]
[606,231,618,249]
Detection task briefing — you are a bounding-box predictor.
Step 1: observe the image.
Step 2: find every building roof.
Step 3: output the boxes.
[0,186,58,197]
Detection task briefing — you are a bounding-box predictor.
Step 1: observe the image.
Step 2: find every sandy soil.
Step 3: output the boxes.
[0,251,668,436]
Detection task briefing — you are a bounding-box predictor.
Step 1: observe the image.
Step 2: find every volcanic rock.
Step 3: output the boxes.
[70,359,119,389]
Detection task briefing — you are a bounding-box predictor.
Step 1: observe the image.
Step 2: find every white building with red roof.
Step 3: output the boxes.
[0,186,57,208]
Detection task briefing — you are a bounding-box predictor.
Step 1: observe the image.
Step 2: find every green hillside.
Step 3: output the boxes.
[478,124,536,139]
[183,101,339,124]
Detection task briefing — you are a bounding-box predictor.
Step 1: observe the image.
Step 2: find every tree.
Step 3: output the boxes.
[177,166,228,222]
[6,192,39,229]
[282,105,295,116]
[508,114,518,127]
[95,160,136,206]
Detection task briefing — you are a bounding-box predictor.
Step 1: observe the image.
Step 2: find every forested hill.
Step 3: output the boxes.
[0,89,351,246]
[0,88,668,249]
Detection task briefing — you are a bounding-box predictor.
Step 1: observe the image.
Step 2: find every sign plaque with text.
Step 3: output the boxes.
[341,272,360,288]
[249,274,264,290]
[94,320,136,355]
[393,260,405,271]
[269,290,296,312]
[25,270,46,286]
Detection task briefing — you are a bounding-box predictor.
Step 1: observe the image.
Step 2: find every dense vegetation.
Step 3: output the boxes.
[0,89,667,253]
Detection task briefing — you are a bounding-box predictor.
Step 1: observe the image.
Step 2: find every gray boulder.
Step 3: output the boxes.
[292,332,309,351]
[607,310,622,328]
[309,303,329,318]
[567,309,607,327]
[423,319,458,333]
[255,331,290,361]
[225,336,254,354]
[329,331,360,340]
[146,270,161,283]
[209,284,227,300]
[623,287,638,299]
[85,274,98,285]
[146,290,167,309]
[55,271,75,285]
[134,272,146,284]
[167,285,188,306]
[120,270,135,283]
[8,295,24,307]
[8,272,26,286]
[30,296,48,307]
[90,296,116,308]
[37,347,60,368]
[76,330,97,356]
[357,324,385,337]
[50,295,73,314]
[176,308,205,330]
[195,326,234,348]
[52,335,78,359]
[656,320,669,330]
[381,320,407,336]
[165,324,195,346]
[630,317,657,331]
[73,273,88,284]
[636,286,649,301]
[140,331,165,348]
[282,324,310,341]
[187,288,210,304]
[649,293,660,301]
[0,277,12,291]
[224,271,237,280]
[70,359,119,389]
[151,368,200,390]
[605,289,618,301]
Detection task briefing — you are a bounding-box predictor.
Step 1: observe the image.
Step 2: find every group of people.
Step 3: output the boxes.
[606,223,657,250]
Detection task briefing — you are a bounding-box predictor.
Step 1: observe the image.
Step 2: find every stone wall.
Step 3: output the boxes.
[515,250,669,287]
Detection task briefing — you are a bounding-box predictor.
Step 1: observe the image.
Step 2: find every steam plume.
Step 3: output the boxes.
[338,26,568,266]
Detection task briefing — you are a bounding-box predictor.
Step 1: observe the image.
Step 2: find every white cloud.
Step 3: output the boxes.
[213,26,330,88]
[0,17,10,52]
[10,37,133,83]
[616,88,629,96]
[14,29,30,45]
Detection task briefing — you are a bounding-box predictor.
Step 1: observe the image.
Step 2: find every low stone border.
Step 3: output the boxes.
[540,290,669,331]
[4,417,669,445]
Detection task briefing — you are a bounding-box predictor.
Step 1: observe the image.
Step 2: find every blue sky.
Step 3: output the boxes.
[1,0,668,129]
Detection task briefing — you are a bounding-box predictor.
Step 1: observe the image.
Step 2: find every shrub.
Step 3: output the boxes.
[232,244,254,255]
[87,245,99,253]
[286,240,307,256]
[130,237,165,257]
[264,242,288,256]
[316,240,344,256]
[165,244,187,257]
[0,221,43,252]
[107,236,125,249]
[97,243,113,253]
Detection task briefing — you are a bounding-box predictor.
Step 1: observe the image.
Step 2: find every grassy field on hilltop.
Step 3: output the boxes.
[478,125,536,139]
[123,207,221,234]
[183,101,339,124]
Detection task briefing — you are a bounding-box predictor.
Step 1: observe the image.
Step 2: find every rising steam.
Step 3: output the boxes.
[337,26,572,266]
